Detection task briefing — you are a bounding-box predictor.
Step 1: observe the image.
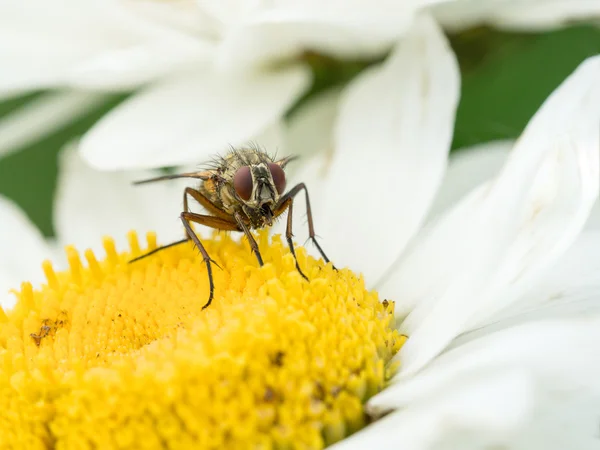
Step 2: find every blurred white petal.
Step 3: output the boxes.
[586,199,600,229]
[391,55,600,376]
[0,91,106,160]
[433,0,600,32]
[285,87,341,162]
[0,196,55,310]
[217,0,430,69]
[54,145,189,257]
[333,369,534,450]
[64,43,214,91]
[364,317,600,450]
[127,0,218,37]
[427,140,512,220]
[0,1,214,95]
[308,15,459,284]
[252,120,288,155]
[196,0,263,30]
[80,65,310,169]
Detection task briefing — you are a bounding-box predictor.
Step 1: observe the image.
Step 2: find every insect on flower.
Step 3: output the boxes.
[130,147,334,309]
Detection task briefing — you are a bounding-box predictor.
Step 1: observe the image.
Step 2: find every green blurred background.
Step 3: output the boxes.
[1,24,600,237]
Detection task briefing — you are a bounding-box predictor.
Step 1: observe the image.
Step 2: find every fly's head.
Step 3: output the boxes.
[226,151,294,229]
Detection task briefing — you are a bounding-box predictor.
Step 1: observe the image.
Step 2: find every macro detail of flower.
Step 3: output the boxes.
[2,1,600,449]
[0,51,598,448]
[1,231,402,448]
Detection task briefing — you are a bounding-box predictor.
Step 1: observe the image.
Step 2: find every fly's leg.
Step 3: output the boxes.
[234,212,264,266]
[274,183,336,271]
[180,212,240,309]
[131,188,232,264]
[282,197,308,280]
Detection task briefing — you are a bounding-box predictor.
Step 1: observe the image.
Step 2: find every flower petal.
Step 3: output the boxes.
[362,317,600,450]
[216,0,429,69]
[0,196,55,310]
[333,368,534,450]
[391,55,600,376]
[79,65,310,169]
[312,15,459,284]
[0,1,213,95]
[0,90,106,160]
[285,87,341,163]
[54,144,189,257]
[586,199,600,229]
[433,0,600,32]
[426,140,512,220]
[455,230,600,338]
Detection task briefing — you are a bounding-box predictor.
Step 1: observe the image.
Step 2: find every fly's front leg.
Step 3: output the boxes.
[233,212,264,266]
[180,212,240,309]
[275,183,336,270]
[274,197,308,280]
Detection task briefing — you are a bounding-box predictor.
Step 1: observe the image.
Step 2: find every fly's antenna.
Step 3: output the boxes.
[276,155,299,168]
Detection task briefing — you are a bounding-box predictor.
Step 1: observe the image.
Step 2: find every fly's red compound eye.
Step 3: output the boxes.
[233,166,253,201]
[268,163,286,194]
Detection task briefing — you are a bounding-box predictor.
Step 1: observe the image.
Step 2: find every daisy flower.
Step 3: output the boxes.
[1,6,599,443]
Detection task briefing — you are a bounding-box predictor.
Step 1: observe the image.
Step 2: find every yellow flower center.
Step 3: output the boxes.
[0,231,403,449]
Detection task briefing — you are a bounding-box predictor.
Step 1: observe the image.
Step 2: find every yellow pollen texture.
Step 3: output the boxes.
[0,231,403,450]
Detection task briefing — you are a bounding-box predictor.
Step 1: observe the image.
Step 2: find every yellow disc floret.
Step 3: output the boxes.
[0,231,403,450]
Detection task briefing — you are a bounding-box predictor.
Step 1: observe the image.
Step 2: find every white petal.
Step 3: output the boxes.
[433,0,600,32]
[64,44,214,91]
[54,144,189,257]
[285,87,341,163]
[217,0,427,69]
[196,0,263,30]
[0,90,106,160]
[492,1,600,31]
[0,196,55,310]
[333,369,534,450]
[251,119,289,156]
[391,55,600,376]
[365,316,600,450]
[80,65,310,169]
[314,15,459,284]
[426,140,512,220]
[0,1,213,95]
[585,199,600,229]
[432,0,510,32]
[456,230,600,338]
[127,0,218,38]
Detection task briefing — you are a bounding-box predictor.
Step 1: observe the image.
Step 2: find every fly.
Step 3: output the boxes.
[130,147,334,309]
